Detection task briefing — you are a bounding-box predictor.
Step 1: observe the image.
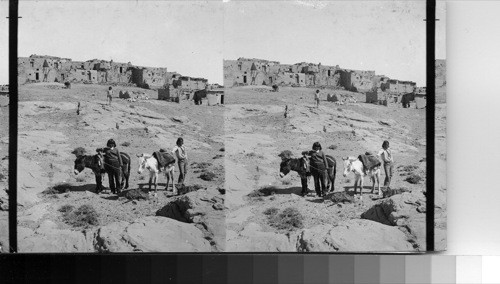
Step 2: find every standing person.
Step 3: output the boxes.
[173,137,188,184]
[104,139,123,194]
[314,89,320,108]
[378,140,394,189]
[107,86,113,106]
[303,142,329,197]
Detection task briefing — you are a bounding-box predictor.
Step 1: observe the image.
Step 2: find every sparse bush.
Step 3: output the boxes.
[219,147,225,152]
[248,186,278,198]
[405,174,422,184]
[43,183,72,195]
[328,145,338,150]
[63,204,99,228]
[176,184,204,195]
[39,149,50,155]
[121,142,131,147]
[192,162,212,170]
[213,154,224,159]
[402,165,418,172]
[263,207,279,216]
[121,188,149,200]
[199,171,216,181]
[267,207,304,231]
[58,204,74,213]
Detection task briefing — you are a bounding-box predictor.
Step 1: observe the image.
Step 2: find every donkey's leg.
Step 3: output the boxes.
[377,171,382,197]
[148,172,153,192]
[371,175,375,194]
[359,175,364,198]
[154,172,158,194]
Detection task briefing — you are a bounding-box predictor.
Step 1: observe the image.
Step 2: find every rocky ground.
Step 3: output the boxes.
[0,82,225,252]
[0,83,447,253]
[224,85,446,252]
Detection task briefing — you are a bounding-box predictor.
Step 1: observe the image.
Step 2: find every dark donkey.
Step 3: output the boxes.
[73,150,106,193]
[278,150,337,196]
[73,148,131,193]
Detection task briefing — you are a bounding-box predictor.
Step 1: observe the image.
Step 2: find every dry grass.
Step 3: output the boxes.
[176,184,204,195]
[199,171,216,181]
[405,173,422,184]
[58,204,75,213]
[62,204,99,228]
[121,188,149,200]
[43,183,72,195]
[267,207,304,231]
[248,186,279,198]
[263,207,279,216]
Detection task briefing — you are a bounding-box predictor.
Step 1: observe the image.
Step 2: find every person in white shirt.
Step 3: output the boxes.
[172,137,188,184]
[314,89,320,108]
[378,140,393,189]
[107,86,113,106]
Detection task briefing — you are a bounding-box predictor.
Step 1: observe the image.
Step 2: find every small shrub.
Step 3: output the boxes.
[263,207,279,216]
[199,171,216,181]
[63,204,99,228]
[268,207,304,231]
[176,184,204,195]
[43,183,72,195]
[402,165,418,172]
[219,147,225,152]
[121,142,131,147]
[192,162,212,170]
[328,145,338,150]
[213,154,224,159]
[58,204,74,214]
[40,149,50,155]
[248,186,278,198]
[122,188,149,200]
[405,174,422,184]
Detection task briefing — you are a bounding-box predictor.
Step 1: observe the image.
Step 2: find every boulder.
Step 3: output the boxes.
[94,216,211,252]
[19,220,95,252]
[296,219,414,252]
[226,223,295,252]
[361,191,433,250]
[156,189,225,251]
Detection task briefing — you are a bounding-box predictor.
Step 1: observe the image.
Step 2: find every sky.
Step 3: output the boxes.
[1,1,445,86]
[224,0,446,87]
[0,1,224,84]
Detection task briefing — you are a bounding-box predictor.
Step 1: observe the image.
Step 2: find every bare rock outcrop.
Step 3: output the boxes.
[226,223,295,252]
[94,216,211,252]
[156,188,225,251]
[296,219,414,252]
[19,220,95,252]
[360,191,443,250]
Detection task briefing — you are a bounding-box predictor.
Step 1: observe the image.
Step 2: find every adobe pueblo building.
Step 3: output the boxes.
[17,55,208,92]
[224,57,417,96]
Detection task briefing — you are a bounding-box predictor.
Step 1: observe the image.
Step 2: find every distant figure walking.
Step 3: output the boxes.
[173,137,188,184]
[104,139,123,194]
[107,86,113,106]
[378,140,394,189]
[314,90,320,108]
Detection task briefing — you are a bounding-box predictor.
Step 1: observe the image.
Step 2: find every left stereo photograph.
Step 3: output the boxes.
[2,1,226,253]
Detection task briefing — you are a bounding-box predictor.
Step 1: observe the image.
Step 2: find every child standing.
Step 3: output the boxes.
[107,86,113,106]
[104,139,123,194]
[172,137,188,184]
[378,140,394,189]
[314,89,320,108]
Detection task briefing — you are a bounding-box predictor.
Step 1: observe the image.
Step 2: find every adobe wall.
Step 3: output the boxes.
[224,57,417,94]
[18,55,206,89]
